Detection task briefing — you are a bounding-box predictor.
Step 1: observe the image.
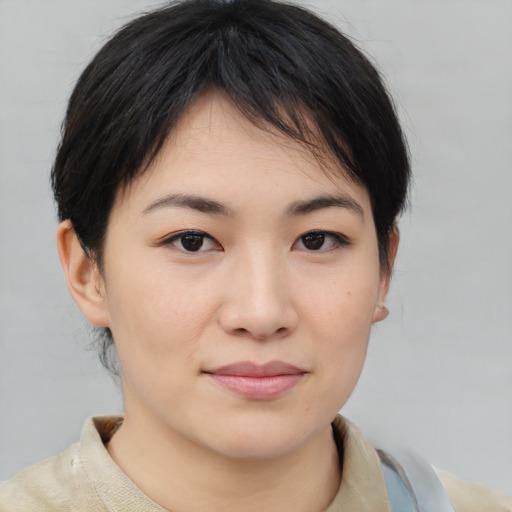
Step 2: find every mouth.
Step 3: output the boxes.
[202,361,308,400]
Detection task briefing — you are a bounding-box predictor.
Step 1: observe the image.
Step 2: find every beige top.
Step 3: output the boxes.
[1,415,510,512]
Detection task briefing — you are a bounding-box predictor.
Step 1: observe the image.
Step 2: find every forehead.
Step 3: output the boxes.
[118,91,371,215]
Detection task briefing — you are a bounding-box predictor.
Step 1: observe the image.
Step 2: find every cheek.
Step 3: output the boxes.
[103,258,218,369]
[105,273,218,408]
[303,262,380,335]
[302,265,378,392]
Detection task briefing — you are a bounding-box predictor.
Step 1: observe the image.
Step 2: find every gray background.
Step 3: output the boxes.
[1,0,511,494]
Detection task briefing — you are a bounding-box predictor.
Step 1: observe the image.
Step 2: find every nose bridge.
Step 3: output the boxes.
[243,245,283,308]
[219,243,297,339]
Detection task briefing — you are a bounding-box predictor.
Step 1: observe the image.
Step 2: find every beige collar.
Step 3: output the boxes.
[80,414,390,512]
[326,416,391,512]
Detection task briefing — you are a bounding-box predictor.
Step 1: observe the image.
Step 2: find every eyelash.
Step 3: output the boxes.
[161,230,220,253]
[160,230,351,253]
[294,230,351,252]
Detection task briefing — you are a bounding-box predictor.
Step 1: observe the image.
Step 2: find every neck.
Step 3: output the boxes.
[106,410,342,512]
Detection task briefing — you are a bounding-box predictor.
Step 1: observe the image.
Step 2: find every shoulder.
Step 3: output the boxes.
[333,415,512,512]
[435,467,512,512]
[0,443,100,512]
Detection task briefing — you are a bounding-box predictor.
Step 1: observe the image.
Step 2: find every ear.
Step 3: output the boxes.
[57,220,110,327]
[372,226,400,323]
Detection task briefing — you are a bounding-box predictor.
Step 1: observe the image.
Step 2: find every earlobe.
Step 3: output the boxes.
[372,226,400,324]
[373,303,389,323]
[57,220,110,327]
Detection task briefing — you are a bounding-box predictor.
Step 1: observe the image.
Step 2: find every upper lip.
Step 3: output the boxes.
[204,361,307,377]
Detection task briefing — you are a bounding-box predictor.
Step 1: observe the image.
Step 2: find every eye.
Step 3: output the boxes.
[163,230,220,252]
[295,230,349,252]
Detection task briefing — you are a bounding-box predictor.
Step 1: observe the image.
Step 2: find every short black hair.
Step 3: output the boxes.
[51,0,410,373]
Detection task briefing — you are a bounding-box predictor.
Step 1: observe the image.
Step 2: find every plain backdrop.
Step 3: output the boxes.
[1,0,511,494]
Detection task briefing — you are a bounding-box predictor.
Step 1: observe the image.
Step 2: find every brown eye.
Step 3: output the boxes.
[295,230,349,252]
[164,230,219,252]
[180,234,205,251]
[301,232,325,250]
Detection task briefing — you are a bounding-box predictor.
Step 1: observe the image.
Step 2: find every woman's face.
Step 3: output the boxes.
[94,92,391,459]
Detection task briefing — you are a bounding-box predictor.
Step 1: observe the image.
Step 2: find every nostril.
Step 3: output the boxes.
[218,300,298,340]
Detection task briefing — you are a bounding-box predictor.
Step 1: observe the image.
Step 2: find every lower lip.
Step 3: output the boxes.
[206,373,305,400]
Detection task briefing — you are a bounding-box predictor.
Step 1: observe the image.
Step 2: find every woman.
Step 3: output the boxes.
[1,0,510,510]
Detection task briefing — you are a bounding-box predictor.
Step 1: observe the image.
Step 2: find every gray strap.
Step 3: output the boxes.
[379,451,419,512]
[377,448,456,512]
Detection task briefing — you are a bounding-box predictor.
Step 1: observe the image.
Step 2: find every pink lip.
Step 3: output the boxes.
[203,361,307,400]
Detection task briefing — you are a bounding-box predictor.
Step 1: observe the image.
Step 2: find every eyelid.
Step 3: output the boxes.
[294,230,352,251]
[155,229,350,252]
[158,229,221,252]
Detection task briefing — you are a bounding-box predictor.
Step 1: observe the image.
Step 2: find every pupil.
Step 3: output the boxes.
[303,232,324,250]
[182,234,203,251]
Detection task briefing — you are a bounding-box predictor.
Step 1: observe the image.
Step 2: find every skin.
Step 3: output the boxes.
[58,91,397,512]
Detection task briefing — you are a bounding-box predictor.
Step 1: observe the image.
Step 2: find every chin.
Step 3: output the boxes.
[209,431,307,460]
[195,410,326,461]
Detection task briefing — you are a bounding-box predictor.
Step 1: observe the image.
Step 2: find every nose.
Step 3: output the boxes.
[218,249,299,341]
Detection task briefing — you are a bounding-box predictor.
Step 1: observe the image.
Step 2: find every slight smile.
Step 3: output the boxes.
[203,361,308,400]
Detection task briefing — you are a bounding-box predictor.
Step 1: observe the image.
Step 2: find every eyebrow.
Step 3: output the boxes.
[142,193,233,216]
[142,192,364,219]
[286,194,364,218]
